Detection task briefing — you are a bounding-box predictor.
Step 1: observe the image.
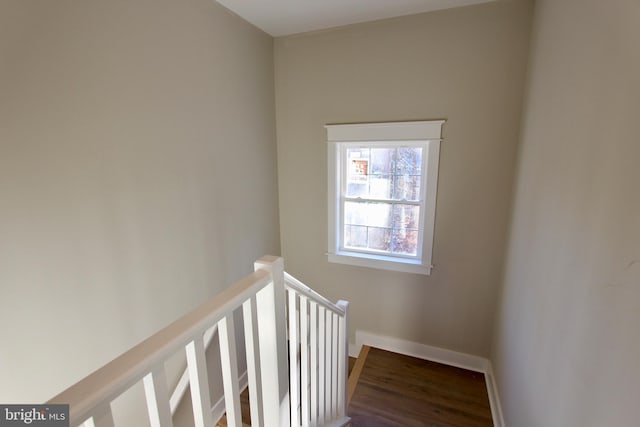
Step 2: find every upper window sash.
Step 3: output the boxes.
[338,140,429,202]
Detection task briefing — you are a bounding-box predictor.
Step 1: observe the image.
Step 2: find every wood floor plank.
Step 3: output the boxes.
[348,347,493,427]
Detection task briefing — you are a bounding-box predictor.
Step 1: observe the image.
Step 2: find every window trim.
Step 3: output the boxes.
[326,120,444,275]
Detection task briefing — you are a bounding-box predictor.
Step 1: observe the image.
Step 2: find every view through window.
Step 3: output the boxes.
[344,145,423,256]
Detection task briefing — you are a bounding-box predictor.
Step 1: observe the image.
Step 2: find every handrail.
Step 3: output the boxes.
[284,272,345,316]
[48,269,271,425]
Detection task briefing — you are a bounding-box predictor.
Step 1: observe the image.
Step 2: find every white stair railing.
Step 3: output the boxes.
[46,256,349,427]
[284,273,350,427]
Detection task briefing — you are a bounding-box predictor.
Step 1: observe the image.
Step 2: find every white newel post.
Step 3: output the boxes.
[254,256,291,427]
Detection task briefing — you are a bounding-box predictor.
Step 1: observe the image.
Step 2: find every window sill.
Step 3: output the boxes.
[328,251,432,275]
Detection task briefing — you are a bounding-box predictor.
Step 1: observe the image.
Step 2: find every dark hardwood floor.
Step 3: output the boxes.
[218,346,493,426]
[348,347,493,427]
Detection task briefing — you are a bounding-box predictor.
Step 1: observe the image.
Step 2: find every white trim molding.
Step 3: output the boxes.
[326,120,445,142]
[354,330,488,372]
[353,330,504,426]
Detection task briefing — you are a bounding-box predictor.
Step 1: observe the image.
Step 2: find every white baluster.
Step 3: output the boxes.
[243,296,263,427]
[186,337,214,427]
[325,309,333,420]
[332,314,343,419]
[288,289,300,427]
[317,306,326,426]
[309,301,319,427]
[144,366,174,427]
[219,315,242,427]
[170,325,218,415]
[300,295,310,427]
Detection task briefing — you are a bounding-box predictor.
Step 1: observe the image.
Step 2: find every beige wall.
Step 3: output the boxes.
[492,0,640,424]
[275,1,533,357]
[0,0,279,407]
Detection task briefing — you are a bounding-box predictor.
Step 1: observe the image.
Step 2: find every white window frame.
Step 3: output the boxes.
[326,120,444,275]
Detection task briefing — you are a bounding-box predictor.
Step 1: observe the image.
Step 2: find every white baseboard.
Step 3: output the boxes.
[210,370,248,423]
[355,330,488,372]
[353,330,504,426]
[485,361,505,427]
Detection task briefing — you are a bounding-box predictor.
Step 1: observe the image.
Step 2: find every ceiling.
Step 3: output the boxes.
[215,0,497,37]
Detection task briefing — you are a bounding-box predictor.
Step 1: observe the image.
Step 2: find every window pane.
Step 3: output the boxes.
[345,148,370,197]
[393,204,420,230]
[344,201,366,226]
[369,203,393,228]
[391,229,419,255]
[369,175,394,199]
[395,147,422,175]
[370,148,394,174]
[346,182,368,197]
[368,227,391,251]
[345,201,392,228]
[393,175,421,201]
[345,225,367,248]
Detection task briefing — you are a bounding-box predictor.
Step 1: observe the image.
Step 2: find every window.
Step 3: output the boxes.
[326,120,444,275]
